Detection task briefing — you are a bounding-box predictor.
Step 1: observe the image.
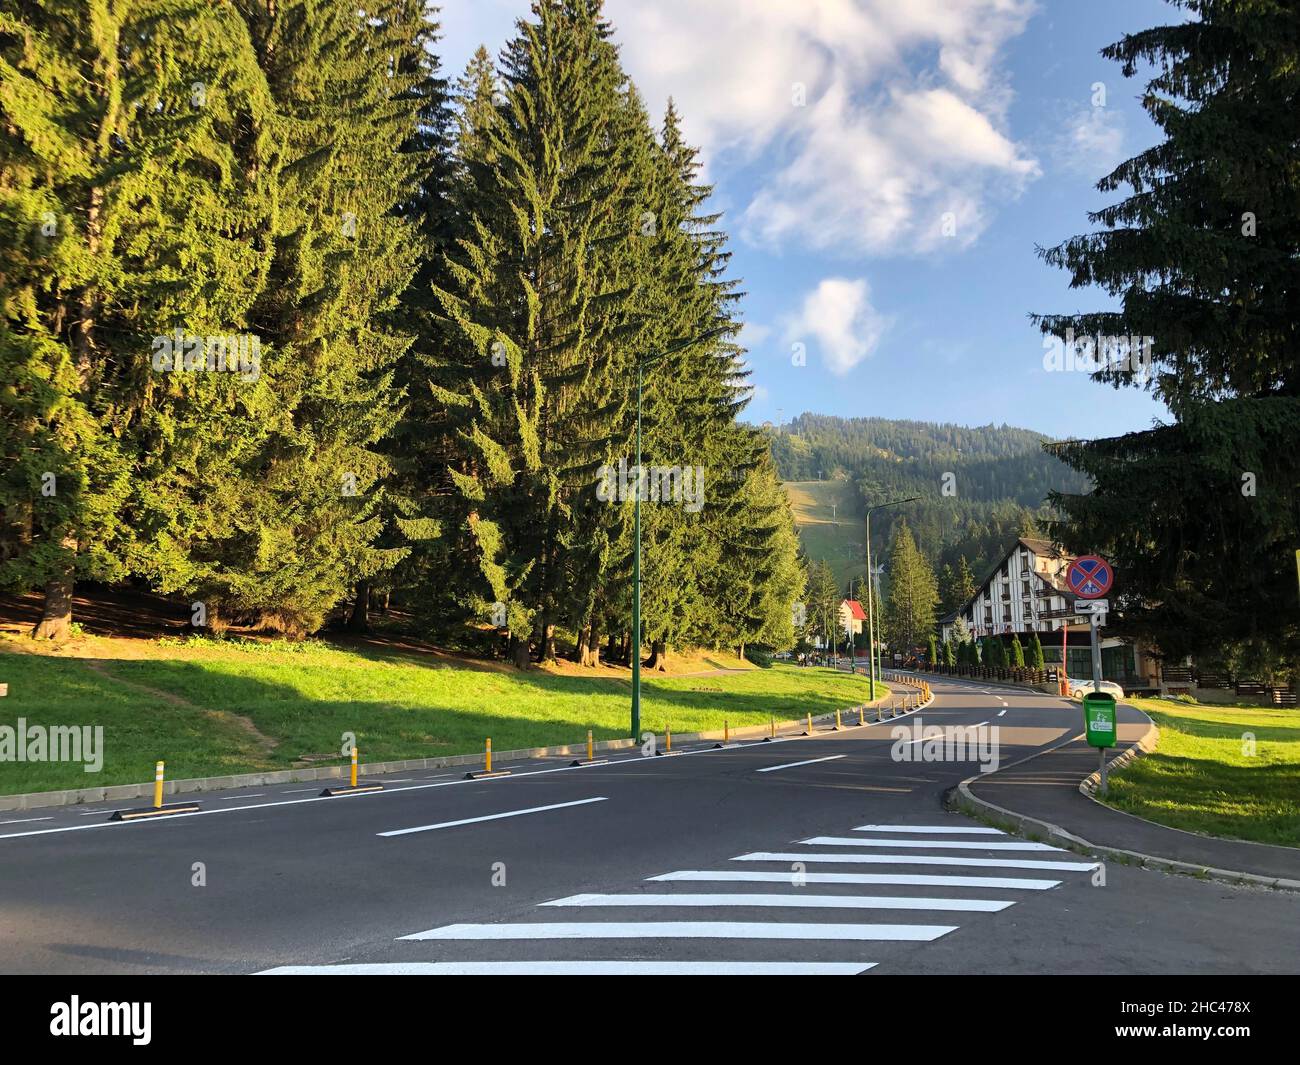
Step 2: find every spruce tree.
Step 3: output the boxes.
[1010,633,1026,668]
[884,519,938,652]
[0,0,277,638]
[1036,0,1300,666]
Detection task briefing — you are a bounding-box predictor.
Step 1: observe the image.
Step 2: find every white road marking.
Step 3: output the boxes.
[755,755,845,773]
[734,852,1099,871]
[0,816,53,825]
[804,836,1064,852]
[378,796,607,837]
[853,825,1004,835]
[998,710,1006,717]
[281,788,320,794]
[399,921,956,942]
[257,960,876,976]
[648,870,1062,890]
[540,892,1013,912]
[217,793,265,800]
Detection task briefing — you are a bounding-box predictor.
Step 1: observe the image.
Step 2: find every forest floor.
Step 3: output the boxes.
[0,589,884,796]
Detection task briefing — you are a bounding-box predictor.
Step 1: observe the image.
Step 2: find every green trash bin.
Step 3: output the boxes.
[1082,691,1117,749]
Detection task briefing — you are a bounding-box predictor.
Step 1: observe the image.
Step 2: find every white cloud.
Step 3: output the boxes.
[443,0,1040,257]
[784,278,888,376]
[1055,105,1126,178]
[603,0,1040,256]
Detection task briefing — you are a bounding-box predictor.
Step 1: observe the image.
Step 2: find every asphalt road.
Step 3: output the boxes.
[1,676,1296,975]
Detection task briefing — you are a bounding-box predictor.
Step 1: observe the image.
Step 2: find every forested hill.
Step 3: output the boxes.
[768,414,1091,588]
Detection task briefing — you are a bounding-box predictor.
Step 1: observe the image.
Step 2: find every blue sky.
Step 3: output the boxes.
[440,0,1179,440]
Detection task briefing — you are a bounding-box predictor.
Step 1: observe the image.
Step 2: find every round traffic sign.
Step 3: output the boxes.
[1067,554,1113,599]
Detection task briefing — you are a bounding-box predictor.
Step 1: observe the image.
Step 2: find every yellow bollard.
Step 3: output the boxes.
[836,707,842,729]
[771,716,776,739]
[154,760,164,809]
[587,729,593,762]
[725,720,730,743]
[666,725,672,752]
[485,737,492,774]
[858,704,865,727]
[350,746,358,788]
[807,712,813,735]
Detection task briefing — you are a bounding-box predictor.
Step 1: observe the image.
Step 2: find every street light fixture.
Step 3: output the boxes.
[864,496,920,699]
[630,325,729,740]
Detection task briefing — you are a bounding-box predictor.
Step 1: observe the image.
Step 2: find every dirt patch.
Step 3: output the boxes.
[80,659,281,758]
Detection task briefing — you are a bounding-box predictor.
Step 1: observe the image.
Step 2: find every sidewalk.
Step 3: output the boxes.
[961,703,1300,887]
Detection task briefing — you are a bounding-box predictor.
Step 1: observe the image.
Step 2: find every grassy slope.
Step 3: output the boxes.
[785,480,866,588]
[0,637,887,795]
[1105,697,1300,847]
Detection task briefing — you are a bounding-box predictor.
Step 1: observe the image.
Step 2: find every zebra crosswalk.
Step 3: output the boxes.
[257,819,1099,975]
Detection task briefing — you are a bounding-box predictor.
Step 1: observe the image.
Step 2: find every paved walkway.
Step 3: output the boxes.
[969,703,1300,883]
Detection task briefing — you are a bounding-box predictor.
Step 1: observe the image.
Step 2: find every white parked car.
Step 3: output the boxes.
[1067,679,1125,701]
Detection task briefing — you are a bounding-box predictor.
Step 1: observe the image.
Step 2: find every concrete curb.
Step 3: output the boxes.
[0,687,907,813]
[947,712,1300,893]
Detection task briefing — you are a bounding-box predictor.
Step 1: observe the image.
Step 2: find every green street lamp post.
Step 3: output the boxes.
[630,326,728,740]
[864,496,919,699]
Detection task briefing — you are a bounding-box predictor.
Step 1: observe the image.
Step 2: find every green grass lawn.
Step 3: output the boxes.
[1105,697,1300,847]
[0,639,887,795]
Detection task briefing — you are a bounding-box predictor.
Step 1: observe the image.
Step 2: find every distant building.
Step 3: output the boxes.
[839,598,867,637]
[938,536,1158,691]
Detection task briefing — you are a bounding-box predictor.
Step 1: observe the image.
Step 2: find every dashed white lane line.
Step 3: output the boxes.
[803,836,1064,852]
[755,755,845,773]
[735,852,1099,872]
[281,788,320,794]
[258,961,876,976]
[648,870,1062,890]
[853,825,1005,834]
[378,797,608,837]
[0,816,53,826]
[998,709,1007,717]
[217,793,265,800]
[399,921,957,942]
[539,892,1013,912]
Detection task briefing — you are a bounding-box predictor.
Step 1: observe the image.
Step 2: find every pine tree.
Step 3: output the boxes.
[884,519,938,652]
[431,0,643,666]
[1035,0,1300,667]
[206,0,430,635]
[0,0,277,638]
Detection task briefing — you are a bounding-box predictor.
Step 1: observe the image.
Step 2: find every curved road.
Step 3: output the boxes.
[0,675,1295,974]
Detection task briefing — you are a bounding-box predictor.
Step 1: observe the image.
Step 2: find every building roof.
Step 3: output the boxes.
[958,536,1078,617]
[841,599,867,621]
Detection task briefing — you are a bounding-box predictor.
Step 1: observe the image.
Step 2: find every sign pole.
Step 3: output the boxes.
[1091,611,1106,793]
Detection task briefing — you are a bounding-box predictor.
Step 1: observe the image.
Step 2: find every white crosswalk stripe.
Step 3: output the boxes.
[540,892,1014,912]
[259,961,877,976]
[398,921,958,942]
[734,851,1099,871]
[647,870,1063,889]
[258,818,1099,975]
[803,836,1065,852]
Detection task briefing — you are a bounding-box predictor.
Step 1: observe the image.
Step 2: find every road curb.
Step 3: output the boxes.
[946,711,1300,893]
[0,689,898,813]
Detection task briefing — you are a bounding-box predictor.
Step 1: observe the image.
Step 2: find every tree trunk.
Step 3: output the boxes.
[509,633,531,670]
[347,581,370,632]
[538,621,557,664]
[576,623,600,667]
[32,574,74,641]
[646,639,668,672]
[606,631,619,665]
